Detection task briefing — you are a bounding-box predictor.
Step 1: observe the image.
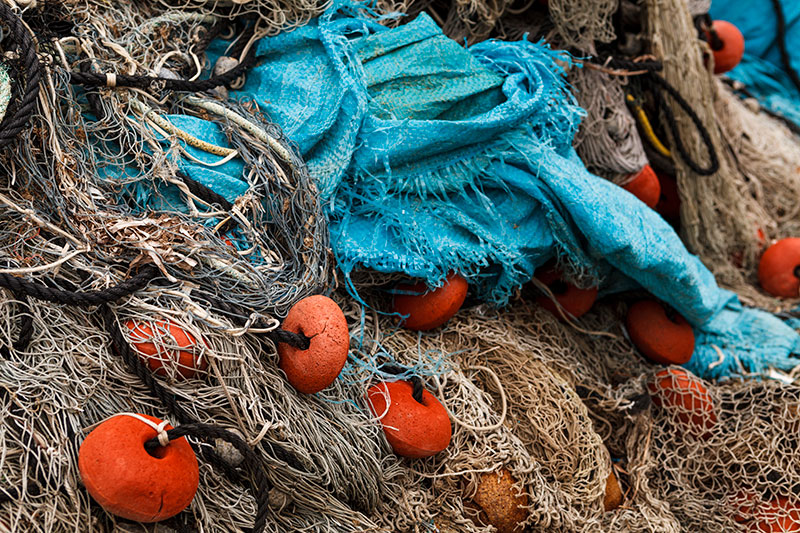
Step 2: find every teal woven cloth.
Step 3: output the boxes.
[191,7,800,378]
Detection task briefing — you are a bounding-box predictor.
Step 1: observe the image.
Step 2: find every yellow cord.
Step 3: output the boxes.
[627,94,672,158]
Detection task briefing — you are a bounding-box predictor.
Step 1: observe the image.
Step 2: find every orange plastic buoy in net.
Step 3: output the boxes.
[392,273,468,331]
[534,266,598,320]
[603,471,623,512]
[623,165,661,209]
[278,295,349,394]
[655,171,681,224]
[749,497,800,532]
[730,490,759,523]
[366,380,452,458]
[758,238,800,298]
[707,20,745,75]
[471,469,529,533]
[648,368,717,438]
[626,301,695,365]
[125,320,207,380]
[78,414,199,522]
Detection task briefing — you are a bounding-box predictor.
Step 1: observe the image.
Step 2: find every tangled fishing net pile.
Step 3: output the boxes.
[1,0,800,532]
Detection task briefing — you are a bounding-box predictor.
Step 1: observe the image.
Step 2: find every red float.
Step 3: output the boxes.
[534,266,598,320]
[626,301,695,365]
[707,20,745,75]
[366,381,452,458]
[623,164,661,209]
[758,238,800,298]
[648,368,716,438]
[749,497,800,532]
[278,295,349,394]
[125,320,207,380]
[655,171,681,223]
[78,414,198,522]
[392,273,468,331]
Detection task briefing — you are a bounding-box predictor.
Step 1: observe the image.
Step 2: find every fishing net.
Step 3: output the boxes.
[570,67,648,182]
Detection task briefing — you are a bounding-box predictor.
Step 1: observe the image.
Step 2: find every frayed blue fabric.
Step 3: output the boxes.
[193,7,799,378]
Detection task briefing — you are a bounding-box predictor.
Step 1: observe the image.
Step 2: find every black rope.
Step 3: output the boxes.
[381,364,425,404]
[697,14,724,51]
[144,423,270,533]
[648,72,720,176]
[0,2,42,149]
[0,264,159,307]
[69,46,255,92]
[604,55,720,176]
[769,0,800,96]
[195,291,311,350]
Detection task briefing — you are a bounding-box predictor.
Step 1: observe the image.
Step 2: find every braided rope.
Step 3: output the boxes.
[0,2,42,149]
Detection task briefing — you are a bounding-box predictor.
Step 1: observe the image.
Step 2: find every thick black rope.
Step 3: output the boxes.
[604,55,720,176]
[0,2,42,149]
[0,264,159,307]
[769,0,800,96]
[145,423,270,533]
[697,14,724,51]
[195,291,311,350]
[69,46,255,92]
[648,72,720,176]
[381,363,425,404]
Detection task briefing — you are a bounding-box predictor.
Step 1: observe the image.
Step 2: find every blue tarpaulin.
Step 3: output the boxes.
[133,6,800,379]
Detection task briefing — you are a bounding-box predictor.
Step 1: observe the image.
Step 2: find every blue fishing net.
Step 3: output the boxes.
[710,0,800,126]
[183,6,799,379]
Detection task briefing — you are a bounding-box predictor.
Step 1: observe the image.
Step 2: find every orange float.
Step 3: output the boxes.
[707,20,745,75]
[648,368,716,438]
[758,238,800,298]
[626,301,695,365]
[392,273,468,331]
[534,266,598,320]
[366,380,452,458]
[623,164,661,209]
[471,469,529,533]
[749,497,800,532]
[278,295,349,394]
[655,171,681,224]
[604,471,623,512]
[125,320,207,379]
[78,414,198,522]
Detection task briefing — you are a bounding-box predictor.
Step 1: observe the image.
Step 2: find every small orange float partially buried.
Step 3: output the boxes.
[125,319,207,380]
[534,266,598,320]
[622,164,660,209]
[367,380,452,458]
[707,20,745,75]
[277,295,349,394]
[78,414,199,522]
[392,272,468,331]
[648,368,717,438]
[626,300,695,365]
[758,238,800,298]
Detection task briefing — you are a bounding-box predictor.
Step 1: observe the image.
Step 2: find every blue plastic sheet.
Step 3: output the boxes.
[172,6,800,378]
[711,0,800,126]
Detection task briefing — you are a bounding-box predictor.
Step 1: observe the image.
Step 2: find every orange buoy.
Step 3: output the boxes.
[366,380,452,458]
[534,266,598,320]
[603,471,623,512]
[471,469,529,533]
[749,497,800,532]
[758,238,800,298]
[392,273,468,331]
[648,368,716,438]
[278,295,349,394]
[125,320,207,379]
[730,490,759,523]
[655,171,681,223]
[626,301,695,365]
[707,20,745,75]
[623,165,661,209]
[78,414,199,522]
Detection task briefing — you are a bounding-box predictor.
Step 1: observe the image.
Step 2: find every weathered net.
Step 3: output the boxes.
[570,67,649,183]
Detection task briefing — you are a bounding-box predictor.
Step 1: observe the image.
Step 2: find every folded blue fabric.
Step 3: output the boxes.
[137,6,800,378]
